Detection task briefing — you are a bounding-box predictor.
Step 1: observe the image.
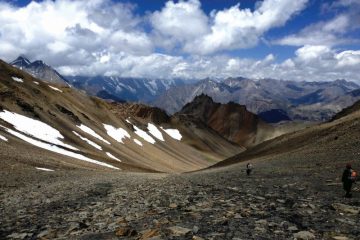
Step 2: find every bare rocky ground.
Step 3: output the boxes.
[1,158,359,240]
[1,102,360,240]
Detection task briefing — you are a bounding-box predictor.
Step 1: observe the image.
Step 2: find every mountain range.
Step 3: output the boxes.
[153,77,360,122]
[1,59,249,173]
[67,75,188,103]
[9,56,360,123]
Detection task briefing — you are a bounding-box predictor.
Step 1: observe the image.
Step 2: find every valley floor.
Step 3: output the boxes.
[1,156,360,240]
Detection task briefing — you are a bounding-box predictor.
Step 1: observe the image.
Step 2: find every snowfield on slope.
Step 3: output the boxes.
[0,110,77,150]
[103,124,130,143]
[0,111,118,169]
[12,76,23,83]
[0,125,119,170]
[77,124,111,145]
[161,127,182,140]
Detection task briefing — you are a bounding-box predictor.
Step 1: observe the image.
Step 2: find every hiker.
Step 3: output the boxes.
[246,163,253,176]
[342,163,357,198]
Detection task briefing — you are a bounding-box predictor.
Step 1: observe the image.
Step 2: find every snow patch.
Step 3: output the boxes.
[106,152,122,162]
[133,125,156,144]
[12,77,23,83]
[49,85,63,92]
[0,125,118,169]
[133,139,143,146]
[77,124,110,145]
[161,127,182,141]
[103,124,130,144]
[147,123,164,141]
[33,81,39,85]
[73,131,102,150]
[0,134,8,141]
[35,167,54,172]
[0,110,77,150]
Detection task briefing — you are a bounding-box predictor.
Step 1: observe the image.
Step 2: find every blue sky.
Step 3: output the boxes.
[1,0,360,82]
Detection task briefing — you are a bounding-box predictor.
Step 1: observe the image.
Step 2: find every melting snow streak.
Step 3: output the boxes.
[133,126,156,144]
[35,167,54,172]
[0,134,8,141]
[49,86,63,92]
[73,131,102,150]
[77,124,110,145]
[147,123,164,141]
[134,139,143,146]
[106,152,122,162]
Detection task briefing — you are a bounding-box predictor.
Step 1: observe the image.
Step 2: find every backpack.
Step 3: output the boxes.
[349,170,357,182]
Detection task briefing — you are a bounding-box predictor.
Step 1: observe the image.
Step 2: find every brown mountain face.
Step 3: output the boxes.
[213,97,360,169]
[0,60,243,173]
[175,94,273,147]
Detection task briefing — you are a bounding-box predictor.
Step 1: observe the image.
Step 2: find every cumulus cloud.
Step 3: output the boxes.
[275,14,353,46]
[151,0,308,54]
[0,0,153,67]
[150,0,209,50]
[276,0,360,47]
[0,0,359,83]
[55,45,360,83]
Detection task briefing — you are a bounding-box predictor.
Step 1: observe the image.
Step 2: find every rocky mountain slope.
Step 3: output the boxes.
[10,56,68,85]
[153,77,360,122]
[0,59,242,174]
[176,94,273,147]
[1,95,359,239]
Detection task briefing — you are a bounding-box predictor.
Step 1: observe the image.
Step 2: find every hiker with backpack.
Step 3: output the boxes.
[342,163,357,198]
[246,163,253,176]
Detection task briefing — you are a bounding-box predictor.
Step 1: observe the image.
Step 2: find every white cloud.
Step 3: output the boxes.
[276,14,353,46]
[276,0,360,47]
[0,0,359,83]
[57,46,360,83]
[150,0,209,49]
[150,0,308,54]
[0,0,153,66]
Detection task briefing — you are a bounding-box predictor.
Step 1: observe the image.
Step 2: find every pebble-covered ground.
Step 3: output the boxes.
[1,159,359,240]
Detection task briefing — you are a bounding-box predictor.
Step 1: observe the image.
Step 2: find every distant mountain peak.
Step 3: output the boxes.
[10,55,31,67]
[9,55,68,85]
[193,93,214,102]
